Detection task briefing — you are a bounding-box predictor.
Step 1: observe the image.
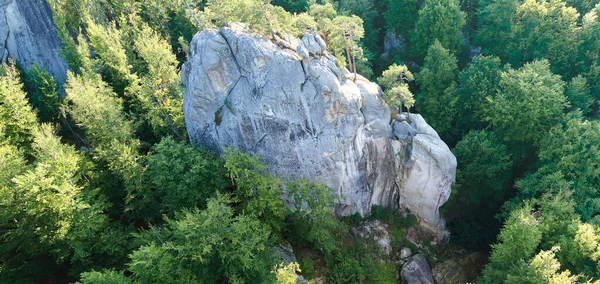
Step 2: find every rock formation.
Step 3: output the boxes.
[350,220,392,255]
[181,26,456,239]
[432,252,487,284]
[0,0,68,84]
[401,254,435,284]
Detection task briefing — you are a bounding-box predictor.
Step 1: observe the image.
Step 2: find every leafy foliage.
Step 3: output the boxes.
[455,55,504,131]
[410,0,466,60]
[286,179,346,253]
[416,40,459,140]
[129,194,276,283]
[485,60,567,146]
[378,64,415,112]
[10,0,600,282]
[0,63,38,148]
[479,205,542,283]
[444,130,512,250]
[22,65,61,122]
[224,148,288,235]
[144,137,230,218]
[517,117,600,220]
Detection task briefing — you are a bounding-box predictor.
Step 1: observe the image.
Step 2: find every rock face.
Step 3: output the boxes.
[382,31,404,57]
[401,254,434,284]
[350,220,392,255]
[181,27,456,239]
[0,0,68,84]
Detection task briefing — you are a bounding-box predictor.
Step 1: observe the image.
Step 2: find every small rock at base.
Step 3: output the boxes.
[400,247,412,259]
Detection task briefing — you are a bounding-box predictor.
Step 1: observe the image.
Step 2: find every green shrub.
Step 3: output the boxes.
[370,205,418,228]
[22,65,61,122]
[299,257,315,279]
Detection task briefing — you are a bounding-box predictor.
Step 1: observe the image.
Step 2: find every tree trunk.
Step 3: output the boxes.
[345,46,352,73]
[352,54,357,82]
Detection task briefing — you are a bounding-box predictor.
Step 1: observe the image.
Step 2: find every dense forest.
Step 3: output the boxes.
[1,0,600,283]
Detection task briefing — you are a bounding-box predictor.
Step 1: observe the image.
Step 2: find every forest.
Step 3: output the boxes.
[1,0,600,283]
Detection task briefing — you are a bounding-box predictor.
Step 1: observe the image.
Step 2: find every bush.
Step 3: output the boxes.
[342,212,363,225]
[370,205,418,228]
[22,65,61,122]
[299,257,315,279]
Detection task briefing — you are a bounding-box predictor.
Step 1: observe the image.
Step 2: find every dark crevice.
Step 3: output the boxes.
[218,29,247,74]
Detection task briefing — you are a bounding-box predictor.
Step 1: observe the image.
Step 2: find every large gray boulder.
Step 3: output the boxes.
[401,254,434,284]
[181,27,456,239]
[0,0,68,84]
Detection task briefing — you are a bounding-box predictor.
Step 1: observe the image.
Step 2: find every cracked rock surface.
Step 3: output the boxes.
[181,27,456,239]
[0,0,68,84]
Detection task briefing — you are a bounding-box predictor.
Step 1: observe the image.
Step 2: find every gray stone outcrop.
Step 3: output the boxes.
[401,254,434,284]
[0,0,68,84]
[432,252,487,284]
[350,220,392,255]
[181,27,456,239]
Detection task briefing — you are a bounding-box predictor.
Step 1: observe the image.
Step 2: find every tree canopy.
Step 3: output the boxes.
[6,0,600,282]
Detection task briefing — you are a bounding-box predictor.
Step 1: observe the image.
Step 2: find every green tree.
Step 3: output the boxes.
[328,15,365,80]
[64,71,138,163]
[273,262,302,284]
[455,55,504,132]
[286,179,346,253]
[479,205,542,283]
[416,40,458,140]
[377,64,415,112]
[410,0,465,60]
[78,269,131,284]
[22,65,61,122]
[86,19,135,95]
[565,75,593,114]
[202,0,272,33]
[333,0,382,77]
[569,222,600,277]
[475,0,519,60]
[0,63,38,148]
[566,0,600,15]
[485,60,567,147]
[308,3,337,43]
[497,190,594,280]
[460,0,480,34]
[64,65,147,219]
[505,247,578,284]
[0,125,127,281]
[384,0,423,35]
[590,64,600,115]
[579,6,600,68]
[223,148,288,235]
[444,130,512,250]
[517,117,600,220]
[131,22,187,139]
[508,0,580,77]
[128,194,276,283]
[273,0,309,13]
[145,137,230,218]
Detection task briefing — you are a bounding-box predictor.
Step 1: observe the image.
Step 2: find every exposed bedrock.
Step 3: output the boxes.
[0,0,68,84]
[181,27,456,239]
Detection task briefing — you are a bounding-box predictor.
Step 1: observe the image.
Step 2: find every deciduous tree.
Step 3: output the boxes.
[416,41,458,140]
[485,60,567,146]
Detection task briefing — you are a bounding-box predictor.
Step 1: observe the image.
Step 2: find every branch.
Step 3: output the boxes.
[184,0,203,29]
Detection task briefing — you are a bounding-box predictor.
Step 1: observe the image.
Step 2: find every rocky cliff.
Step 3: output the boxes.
[0,0,68,84]
[181,27,456,239]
